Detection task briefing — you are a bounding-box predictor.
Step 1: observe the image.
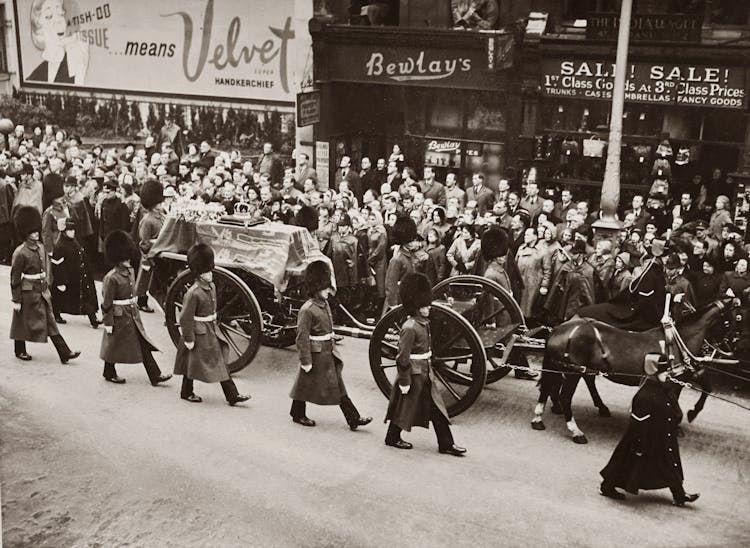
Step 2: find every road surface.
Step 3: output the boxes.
[1,266,749,547]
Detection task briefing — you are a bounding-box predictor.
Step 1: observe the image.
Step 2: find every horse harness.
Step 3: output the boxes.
[559,318,613,375]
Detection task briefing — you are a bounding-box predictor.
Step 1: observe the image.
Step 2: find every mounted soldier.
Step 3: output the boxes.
[577,239,667,331]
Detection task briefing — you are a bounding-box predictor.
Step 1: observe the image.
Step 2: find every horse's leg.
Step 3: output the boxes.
[687,372,711,423]
[583,375,611,417]
[532,355,562,431]
[560,373,588,444]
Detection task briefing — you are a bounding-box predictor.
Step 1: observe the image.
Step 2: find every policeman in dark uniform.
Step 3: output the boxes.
[600,354,700,506]
[578,239,667,331]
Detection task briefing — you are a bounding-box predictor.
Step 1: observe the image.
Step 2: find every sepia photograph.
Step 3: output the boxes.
[0,0,749,546]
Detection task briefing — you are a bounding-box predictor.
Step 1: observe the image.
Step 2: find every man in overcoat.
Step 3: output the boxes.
[174,243,250,405]
[600,354,700,507]
[99,230,172,386]
[134,179,165,313]
[289,260,372,429]
[384,273,466,455]
[50,218,99,328]
[10,206,80,363]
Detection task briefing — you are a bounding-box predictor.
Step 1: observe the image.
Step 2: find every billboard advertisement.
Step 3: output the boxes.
[13,0,298,105]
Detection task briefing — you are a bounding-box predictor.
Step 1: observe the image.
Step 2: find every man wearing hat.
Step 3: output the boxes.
[97,179,130,260]
[175,243,250,405]
[10,206,80,363]
[578,240,667,331]
[383,216,420,314]
[544,240,598,324]
[328,212,361,314]
[289,260,372,429]
[51,218,100,328]
[99,230,172,386]
[384,272,466,456]
[664,252,695,319]
[135,179,166,313]
[600,353,699,507]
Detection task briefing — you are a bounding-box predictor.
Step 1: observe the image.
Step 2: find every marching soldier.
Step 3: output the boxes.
[600,354,699,507]
[289,260,372,430]
[50,218,100,328]
[99,230,172,386]
[384,273,466,456]
[135,179,165,313]
[383,215,420,314]
[10,206,80,363]
[174,243,251,406]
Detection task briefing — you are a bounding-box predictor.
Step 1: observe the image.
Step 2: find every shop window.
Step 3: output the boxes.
[427,93,463,137]
[702,110,745,143]
[563,0,619,20]
[662,108,702,140]
[709,0,750,26]
[466,93,506,137]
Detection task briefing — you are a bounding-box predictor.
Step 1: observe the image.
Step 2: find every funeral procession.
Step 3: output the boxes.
[1,0,750,546]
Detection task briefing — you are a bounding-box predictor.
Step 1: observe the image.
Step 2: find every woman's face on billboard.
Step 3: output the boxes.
[38,0,67,51]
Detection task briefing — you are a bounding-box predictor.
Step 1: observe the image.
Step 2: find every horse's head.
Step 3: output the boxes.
[676,296,732,329]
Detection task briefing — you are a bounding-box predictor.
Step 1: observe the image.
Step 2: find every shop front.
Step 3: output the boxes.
[311,24,519,189]
[522,53,749,206]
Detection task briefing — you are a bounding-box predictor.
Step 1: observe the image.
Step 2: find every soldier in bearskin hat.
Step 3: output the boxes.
[600,353,699,507]
[481,226,512,293]
[134,178,166,313]
[289,260,372,429]
[50,218,100,328]
[10,206,80,363]
[384,273,466,456]
[99,230,172,386]
[383,215,420,314]
[174,243,250,405]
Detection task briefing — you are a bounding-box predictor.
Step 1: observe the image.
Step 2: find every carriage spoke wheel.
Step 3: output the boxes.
[165,267,263,374]
[369,304,487,417]
[432,275,526,384]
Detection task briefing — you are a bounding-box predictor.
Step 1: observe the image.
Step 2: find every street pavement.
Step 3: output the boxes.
[1,265,749,547]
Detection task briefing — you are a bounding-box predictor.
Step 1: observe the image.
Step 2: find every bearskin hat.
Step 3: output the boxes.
[13,206,42,239]
[294,205,318,232]
[140,179,165,210]
[400,273,432,314]
[42,172,64,210]
[304,260,332,297]
[391,215,418,246]
[481,227,509,261]
[104,230,137,264]
[187,243,215,275]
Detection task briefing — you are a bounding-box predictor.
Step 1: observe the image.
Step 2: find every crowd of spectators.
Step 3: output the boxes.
[1,122,749,331]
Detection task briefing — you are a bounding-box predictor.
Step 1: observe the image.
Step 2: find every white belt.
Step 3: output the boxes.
[410,351,432,360]
[194,313,217,322]
[22,272,46,280]
[113,297,137,305]
[309,333,334,341]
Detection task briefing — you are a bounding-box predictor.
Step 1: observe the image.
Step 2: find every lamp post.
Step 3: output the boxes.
[592,0,633,242]
[0,118,14,152]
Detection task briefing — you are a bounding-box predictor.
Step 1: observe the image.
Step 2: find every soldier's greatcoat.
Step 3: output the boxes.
[289,298,347,405]
[135,209,164,296]
[10,240,60,342]
[385,315,449,431]
[600,379,684,493]
[174,281,230,383]
[99,264,158,363]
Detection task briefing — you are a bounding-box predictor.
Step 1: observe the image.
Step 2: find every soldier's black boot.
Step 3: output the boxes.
[51,334,79,364]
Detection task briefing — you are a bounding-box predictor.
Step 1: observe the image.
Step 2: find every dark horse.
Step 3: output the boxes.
[531,298,728,443]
